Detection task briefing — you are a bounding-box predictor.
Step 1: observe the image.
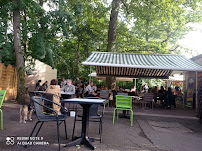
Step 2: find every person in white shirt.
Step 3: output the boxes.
[61,79,75,95]
[93,83,97,92]
[143,84,149,93]
[60,77,67,88]
[131,86,136,92]
[85,82,95,97]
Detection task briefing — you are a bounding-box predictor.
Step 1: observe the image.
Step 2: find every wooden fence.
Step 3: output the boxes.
[0,63,17,101]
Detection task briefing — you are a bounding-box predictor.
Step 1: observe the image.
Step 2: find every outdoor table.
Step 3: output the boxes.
[61,91,74,99]
[60,98,107,150]
[28,91,45,96]
[60,91,75,111]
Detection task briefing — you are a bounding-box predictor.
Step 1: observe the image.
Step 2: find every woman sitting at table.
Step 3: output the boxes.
[45,79,61,115]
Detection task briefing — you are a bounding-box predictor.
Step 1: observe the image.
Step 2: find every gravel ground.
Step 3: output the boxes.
[0,102,202,151]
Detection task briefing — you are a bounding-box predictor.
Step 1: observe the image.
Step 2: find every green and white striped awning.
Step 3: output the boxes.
[82,52,202,78]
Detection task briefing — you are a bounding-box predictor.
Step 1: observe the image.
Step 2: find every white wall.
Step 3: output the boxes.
[26,60,57,91]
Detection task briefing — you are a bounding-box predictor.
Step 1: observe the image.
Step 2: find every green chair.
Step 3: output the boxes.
[0,90,6,130]
[113,95,133,126]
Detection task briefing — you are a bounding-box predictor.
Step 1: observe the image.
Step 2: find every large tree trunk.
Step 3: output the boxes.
[13,0,26,104]
[107,0,121,52]
[106,0,121,89]
[106,76,116,90]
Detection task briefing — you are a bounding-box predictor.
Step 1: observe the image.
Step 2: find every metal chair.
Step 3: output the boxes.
[117,92,128,96]
[113,95,133,126]
[26,96,68,151]
[100,90,109,107]
[72,97,105,143]
[140,93,154,110]
[0,90,6,130]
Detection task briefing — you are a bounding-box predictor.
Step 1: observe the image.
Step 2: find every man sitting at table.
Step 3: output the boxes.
[85,82,96,97]
[60,77,67,88]
[61,79,75,95]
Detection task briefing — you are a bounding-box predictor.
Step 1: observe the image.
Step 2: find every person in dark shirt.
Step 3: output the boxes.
[35,80,41,90]
[175,86,180,92]
[42,81,48,91]
[79,82,84,98]
[165,87,176,109]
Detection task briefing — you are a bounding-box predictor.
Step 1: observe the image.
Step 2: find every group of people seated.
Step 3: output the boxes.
[34,78,180,114]
[148,86,177,109]
[35,78,100,114]
[35,80,49,91]
[60,78,99,98]
[127,84,178,109]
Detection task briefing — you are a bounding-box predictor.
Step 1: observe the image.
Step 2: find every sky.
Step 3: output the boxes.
[178,23,202,58]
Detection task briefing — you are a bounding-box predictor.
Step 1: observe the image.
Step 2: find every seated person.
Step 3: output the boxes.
[45,79,61,115]
[164,87,176,108]
[111,86,120,101]
[79,82,85,98]
[75,83,80,98]
[60,77,67,88]
[42,81,48,91]
[158,86,166,99]
[61,79,75,95]
[100,85,104,90]
[35,80,41,91]
[141,87,146,93]
[131,86,136,92]
[85,82,96,97]
[152,86,158,94]
[143,84,149,93]
[152,86,159,103]
[93,83,97,93]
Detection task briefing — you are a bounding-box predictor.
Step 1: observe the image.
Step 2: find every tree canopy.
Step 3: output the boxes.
[0,0,201,80]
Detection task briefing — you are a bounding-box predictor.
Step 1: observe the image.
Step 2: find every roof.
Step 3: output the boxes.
[191,54,202,61]
[82,52,202,71]
[82,52,202,78]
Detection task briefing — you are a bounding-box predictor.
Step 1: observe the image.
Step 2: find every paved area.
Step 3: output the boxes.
[0,102,202,151]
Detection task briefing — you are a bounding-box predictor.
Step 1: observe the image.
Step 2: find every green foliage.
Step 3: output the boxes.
[55,0,110,80]
[116,81,134,89]
[0,2,15,65]
[0,0,201,81]
[0,0,81,68]
[123,0,202,52]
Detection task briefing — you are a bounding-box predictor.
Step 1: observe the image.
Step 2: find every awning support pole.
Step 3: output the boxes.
[89,65,92,84]
[135,78,137,88]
